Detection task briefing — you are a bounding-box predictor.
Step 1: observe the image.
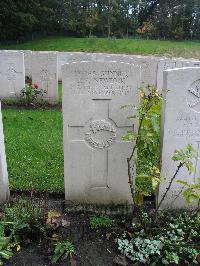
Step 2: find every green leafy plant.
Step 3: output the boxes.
[177,178,200,207]
[122,85,162,208]
[52,240,76,264]
[122,86,199,222]
[21,81,47,104]
[119,86,200,264]
[0,223,13,265]
[90,215,114,229]
[2,198,49,243]
[117,212,200,265]
[156,144,199,216]
[118,233,162,264]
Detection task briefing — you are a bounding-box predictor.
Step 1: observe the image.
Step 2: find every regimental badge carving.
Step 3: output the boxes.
[187,80,200,113]
[85,119,117,149]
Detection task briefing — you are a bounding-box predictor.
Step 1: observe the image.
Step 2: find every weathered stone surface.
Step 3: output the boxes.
[183,60,200,68]
[97,54,159,87]
[23,50,32,78]
[0,102,9,203]
[31,51,58,102]
[0,50,25,98]
[157,58,200,91]
[58,52,159,86]
[62,61,140,204]
[96,53,136,63]
[58,52,97,80]
[175,58,200,68]
[130,55,159,87]
[157,58,177,90]
[159,67,200,209]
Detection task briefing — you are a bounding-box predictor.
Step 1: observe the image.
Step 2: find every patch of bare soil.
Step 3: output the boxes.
[6,212,133,266]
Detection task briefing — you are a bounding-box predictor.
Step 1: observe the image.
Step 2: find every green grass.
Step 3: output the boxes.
[1,36,200,58]
[2,109,64,193]
[2,97,160,194]
[90,215,114,229]
[2,104,158,194]
[58,82,62,102]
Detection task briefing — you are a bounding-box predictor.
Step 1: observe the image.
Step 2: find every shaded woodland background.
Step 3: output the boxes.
[0,0,200,42]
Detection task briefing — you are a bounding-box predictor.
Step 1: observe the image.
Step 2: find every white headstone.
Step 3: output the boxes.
[175,58,200,68]
[159,67,200,209]
[157,58,200,91]
[184,60,200,68]
[157,59,177,91]
[58,52,97,81]
[0,51,25,99]
[96,53,135,63]
[130,56,159,87]
[0,102,9,203]
[23,50,32,78]
[31,51,58,102]
[62,61,141,204]
[97,54,159,87]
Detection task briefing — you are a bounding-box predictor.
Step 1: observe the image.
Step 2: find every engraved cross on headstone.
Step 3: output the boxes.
[63,61,140,204]
[0,63,22,95]
[68,99,131,190]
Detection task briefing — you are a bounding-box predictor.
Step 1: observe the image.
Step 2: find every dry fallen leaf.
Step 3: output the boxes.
[46,210,70,229]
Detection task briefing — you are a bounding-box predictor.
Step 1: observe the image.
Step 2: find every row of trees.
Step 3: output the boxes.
[0,0,200,42]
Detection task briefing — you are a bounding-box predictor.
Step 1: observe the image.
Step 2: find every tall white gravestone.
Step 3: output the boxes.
[31,52,58,102]
[0,102,9,203]
[159,67,200,209]
[62,61,141,204]
[0,51,25,99]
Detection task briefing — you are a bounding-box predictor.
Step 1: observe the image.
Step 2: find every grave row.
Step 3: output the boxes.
[62,62,200,209]
[0,53,199,209]
[0,50,200,102]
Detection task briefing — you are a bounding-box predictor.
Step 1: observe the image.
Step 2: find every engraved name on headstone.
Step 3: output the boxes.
[58,52,97,80]
[97,54,159,87]
[62,61,140,204]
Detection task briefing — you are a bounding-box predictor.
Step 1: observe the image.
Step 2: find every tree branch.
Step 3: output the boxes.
[155,162,184,218]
